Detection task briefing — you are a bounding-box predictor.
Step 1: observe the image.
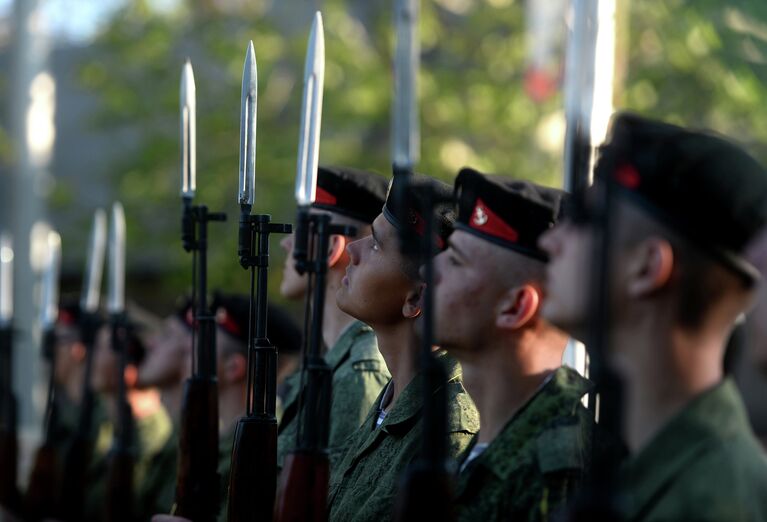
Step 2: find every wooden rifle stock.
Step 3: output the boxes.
[59,312,99,521]
[226,414,277,522]
[174,377,220,521]
[0,326,19,514]
[273,452,328,522]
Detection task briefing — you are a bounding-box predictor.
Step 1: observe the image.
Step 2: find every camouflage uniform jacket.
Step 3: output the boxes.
[327,353,479,522]
[277,320,390,470]
[620,378,767,522]
[454,366,593,522]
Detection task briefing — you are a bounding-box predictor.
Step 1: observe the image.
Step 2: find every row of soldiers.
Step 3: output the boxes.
[168,112,764,520]
[5,110,767,521]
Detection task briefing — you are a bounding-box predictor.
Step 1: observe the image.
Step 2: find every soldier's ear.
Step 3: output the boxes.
[328,234,348,268]
[496,284,540,331]
[402,283,424,320]
[222,352,247,384]
[71,341,87,362]
[626,237,674,298]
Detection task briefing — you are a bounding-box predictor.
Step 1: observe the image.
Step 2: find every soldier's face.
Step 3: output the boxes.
[92,325,118,393]
[336,214,418,326]
[431,231,502,351]
[538,221,593,341]
[280,232,308,300]
[745,227,767,373]
[137,316,191,389]
[53,323,83,386]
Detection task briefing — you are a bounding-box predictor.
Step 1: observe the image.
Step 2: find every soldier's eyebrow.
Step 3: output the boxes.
[447,238,468,260]
[371,223,383,248]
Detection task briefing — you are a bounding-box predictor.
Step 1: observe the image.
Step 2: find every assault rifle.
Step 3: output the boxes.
[173,59,226,522]
[24,231,62,520]
[226,40,291,522]
[0,233,19,515]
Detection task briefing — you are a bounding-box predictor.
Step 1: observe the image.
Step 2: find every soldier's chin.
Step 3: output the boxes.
[541,301,585,341]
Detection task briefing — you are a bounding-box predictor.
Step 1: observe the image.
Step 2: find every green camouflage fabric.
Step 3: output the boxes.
[82,404,174,522]
[620,378,767,522]
[277,320,390,470]
[454,366,594,522]
[137,423,178,518]
[327,352,479,522]
[217,425,236,522]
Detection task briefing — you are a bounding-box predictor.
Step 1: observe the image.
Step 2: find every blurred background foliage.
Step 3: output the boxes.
[40,0,767,312]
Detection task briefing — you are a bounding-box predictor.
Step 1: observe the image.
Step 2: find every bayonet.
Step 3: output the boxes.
[181,59,196,200]
[81,209,107,314]
[238,41,257,209]
[40,232,61,331]
[107,202,126,315]
[0,233,13,328]
[294,11,325,207]
[392,0,420,171]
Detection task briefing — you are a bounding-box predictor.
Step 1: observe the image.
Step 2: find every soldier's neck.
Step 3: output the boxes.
[160,380,185,425]
[322,270,356,349]
[617,318,726,454]
[373,322,419,407]
[461,341,560,444]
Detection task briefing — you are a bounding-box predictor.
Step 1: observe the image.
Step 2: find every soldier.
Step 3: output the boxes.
[327,174,479,521]
[210,294,301,506]
[746,227,767,374]
[88,316,173,522]
[277,165,392,470]
[431,167,593,521]
[133,299,194,514]
[539,112,767,521]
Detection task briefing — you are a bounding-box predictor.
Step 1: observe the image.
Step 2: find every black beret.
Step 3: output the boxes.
[210,293,250,346]
[312,166,389,224]
[596,112,767,283]
[383,173,456,251]
[57,296,83,327]
[209,293,302,355]
[454,168,565,261]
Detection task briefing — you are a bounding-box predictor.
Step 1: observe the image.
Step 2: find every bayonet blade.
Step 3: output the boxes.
[238,41,257,207]
[0,233,13,326]
[40,231,61,330]
[107,202,126,315]
[181,59,196,199]
[392,0,420,170]
[294,11,325,206]
[81,209,107,313]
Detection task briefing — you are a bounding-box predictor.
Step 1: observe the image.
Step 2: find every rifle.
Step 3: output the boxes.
[226,40,291,522]
[59,209,107,522]
[273,16,346,521]
[387,0,454,519]
[24,231,62,521]
[171,58,227,522]
[0,233,19,515]
[104,202,136,522]
[561,1,622,519]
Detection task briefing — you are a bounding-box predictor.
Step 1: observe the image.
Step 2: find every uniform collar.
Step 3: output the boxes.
[460,366,592,484]
[620,378,750,520]
[324,320,373,371]
[379,351,462,435]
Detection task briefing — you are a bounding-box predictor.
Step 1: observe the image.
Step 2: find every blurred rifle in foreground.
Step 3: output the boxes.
[274,13,342,522]
[24,232,62,520]
[0,233,19,515]
[173,59,226,522]
[104,202,135,522]
[59,209,107,522]
[227,39,291,522]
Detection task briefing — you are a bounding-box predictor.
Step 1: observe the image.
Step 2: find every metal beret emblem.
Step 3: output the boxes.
[472,204,488,226]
